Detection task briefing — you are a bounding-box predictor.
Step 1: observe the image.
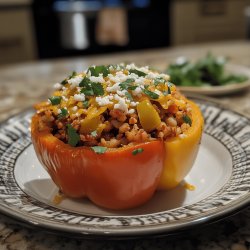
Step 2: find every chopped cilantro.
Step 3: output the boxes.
[79,77,91,87]
[119,79,134,90]
[119,79,137,91]
[58,108,68,119]
[154,77,166,86]
[167,86,171,94]
[92,82,104,96]
[82,100,89,109]
[129,69,147,77]
[132,148,144,155]
[162,90,168,96]
[49,96,62,105]
[88,65,110,77]
[90,130,98,137]
[60,79,68,85]
[125,91,133,101]
[167,82,174,87]
[81,88,94,96]
[69,71,77,79]
[80,77,104,96]
[128,85,137,90]
[91,146,107,154]
[67,124,80,147]
[183,115,192,126]
[142,88,159,99]
[60,71,77,85]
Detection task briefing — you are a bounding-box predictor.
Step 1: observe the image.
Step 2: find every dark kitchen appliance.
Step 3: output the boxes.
[32,0,170,59]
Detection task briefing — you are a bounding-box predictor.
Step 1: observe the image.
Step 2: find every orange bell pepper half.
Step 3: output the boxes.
[31,115,164,210]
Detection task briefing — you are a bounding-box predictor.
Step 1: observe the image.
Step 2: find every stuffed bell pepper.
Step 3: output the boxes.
[31,64,204,210]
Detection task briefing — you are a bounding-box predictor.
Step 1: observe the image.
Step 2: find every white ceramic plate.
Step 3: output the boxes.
[178,64,250,96]
[0,97,249,238]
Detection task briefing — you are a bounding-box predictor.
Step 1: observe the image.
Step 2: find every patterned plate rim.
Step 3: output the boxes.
[0,96,249,237]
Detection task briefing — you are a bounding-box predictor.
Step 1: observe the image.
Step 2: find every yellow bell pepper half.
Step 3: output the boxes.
[158,99,204,190]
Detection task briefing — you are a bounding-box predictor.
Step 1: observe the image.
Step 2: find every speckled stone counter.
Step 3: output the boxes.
[0,40,249,249]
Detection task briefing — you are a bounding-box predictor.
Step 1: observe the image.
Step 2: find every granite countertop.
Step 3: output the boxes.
[0,40,249,249]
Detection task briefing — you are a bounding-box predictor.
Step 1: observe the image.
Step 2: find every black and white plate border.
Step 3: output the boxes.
[0,97,249,237]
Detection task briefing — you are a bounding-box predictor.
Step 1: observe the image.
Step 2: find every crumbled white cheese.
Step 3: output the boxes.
[114,94,128,113]
[108,71,128,83]
[129,73,139,79]
[159,73,170,81]
[130,101,139,107]
[68,76,83,89]
[146,72,158,79]
[53,83,62,90]
[135,77,145,85]
[74,93,85,101]
[126,63,136,70]
[138,66,149,74]
[155,89,162,96]
[62,96,68,101]
[72,106,78,112]
[96,96,113,106]
[132,87,143,96]
[128,109,135,114]
[179,134,187,139]
[117,90,127,96]
[106,82,121,93]
[57,109,61,114]
[89,76,105,83]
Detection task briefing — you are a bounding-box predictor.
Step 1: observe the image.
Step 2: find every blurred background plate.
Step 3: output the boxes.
[178,64,250,96]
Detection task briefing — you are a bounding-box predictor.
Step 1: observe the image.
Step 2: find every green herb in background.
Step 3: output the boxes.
[166,53,248,87]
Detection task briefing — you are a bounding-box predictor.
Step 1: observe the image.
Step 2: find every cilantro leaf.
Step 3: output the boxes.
[90,130,97,137]
[82,100,89,109]
[154,77,166,86]
[79,77,91,87]
[125,91,134,101]
[60,71,77,85]
[129,69,147,77]
[119,79,135,90]
[67,124,80,147]
[162,90,168,96]
[81,88,94,96]
[92,82,104,96]
[132,148,144,155]
[58,108,68,119]
[91,146,107,154]
[142,88,159,99]
[49,96,62,105]
[69,71,77,79]
[80,77,104,96]
[60,79,68,85]
[88,65,110,77]
[183,115,192,126]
